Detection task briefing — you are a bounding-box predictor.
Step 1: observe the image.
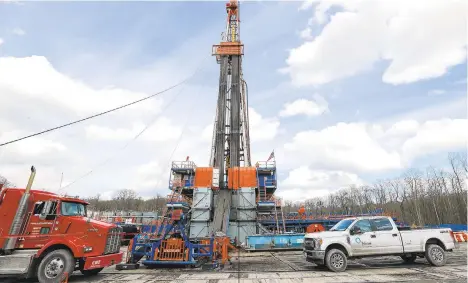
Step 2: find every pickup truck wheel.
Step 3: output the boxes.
[325,249,347,272]
[37,249,75,283]
[401,254,416,263]
[425,244,446,266]
[80,267,104,276]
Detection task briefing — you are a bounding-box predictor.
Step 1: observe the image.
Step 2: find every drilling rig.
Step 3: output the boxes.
[209,0,251,236]
[167,0,281,245]
[143,0,281,248]
[121,1,283,268]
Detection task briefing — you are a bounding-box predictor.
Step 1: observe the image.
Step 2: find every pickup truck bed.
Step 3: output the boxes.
[400,228,455,253]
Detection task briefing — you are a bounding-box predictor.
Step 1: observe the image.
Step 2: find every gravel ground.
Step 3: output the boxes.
[5,243,467,283]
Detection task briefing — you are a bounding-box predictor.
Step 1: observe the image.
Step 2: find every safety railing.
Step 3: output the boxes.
[257,210,394,222]
[255,161,276,169]
[170,179,194,188]
[274,197,282,207]
[171,161,197,170]
[166,194,191,205]
[156,238,186,261]
[256,193,273,203]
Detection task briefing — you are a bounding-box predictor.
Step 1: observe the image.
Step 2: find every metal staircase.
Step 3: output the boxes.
[258,185,267,201]
[158,186,185,236]
[273,199,286,233]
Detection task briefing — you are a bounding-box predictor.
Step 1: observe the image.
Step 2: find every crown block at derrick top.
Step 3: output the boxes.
[193,167,214,188]
[228,167,257,189]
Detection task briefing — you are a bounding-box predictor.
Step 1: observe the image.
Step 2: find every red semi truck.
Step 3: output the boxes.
[0,166,123,283]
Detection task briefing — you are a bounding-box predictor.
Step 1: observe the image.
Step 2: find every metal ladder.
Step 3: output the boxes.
[158,186,184,236]
[280,204,286,233]
[259,186,266,201]
[273,205,280,233]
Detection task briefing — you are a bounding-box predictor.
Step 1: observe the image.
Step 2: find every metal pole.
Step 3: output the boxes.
[59,172,63,190]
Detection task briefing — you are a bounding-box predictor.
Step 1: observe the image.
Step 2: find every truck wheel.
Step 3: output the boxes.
[325,249,347,272]
[80,267,104,276]
[425,244,446,266]
[37,249,75,283]
[401,254,416,263]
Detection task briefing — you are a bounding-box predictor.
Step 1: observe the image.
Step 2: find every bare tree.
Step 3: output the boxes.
[0,175,15,188]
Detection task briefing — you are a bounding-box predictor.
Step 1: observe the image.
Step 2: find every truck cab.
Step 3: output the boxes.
[303,216,456,272]
[0,184,123,283]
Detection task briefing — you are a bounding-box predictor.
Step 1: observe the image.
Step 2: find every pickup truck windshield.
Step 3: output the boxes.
[330,219,354,231]
[61,201,87,216]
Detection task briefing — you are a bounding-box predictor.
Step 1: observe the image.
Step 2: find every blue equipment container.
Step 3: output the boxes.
[246,233,305,251]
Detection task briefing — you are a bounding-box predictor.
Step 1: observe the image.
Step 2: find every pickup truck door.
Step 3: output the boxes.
[349,219,376,256]
[370,217,403,254]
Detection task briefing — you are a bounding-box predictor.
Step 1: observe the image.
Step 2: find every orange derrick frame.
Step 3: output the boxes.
[214,236,238,265]
[201,236,237,265]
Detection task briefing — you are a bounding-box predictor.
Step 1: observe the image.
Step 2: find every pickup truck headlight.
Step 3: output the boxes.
[315,238,323,249]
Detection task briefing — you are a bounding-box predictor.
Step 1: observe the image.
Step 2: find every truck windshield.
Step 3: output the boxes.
[61,201,87,216]
[330,219,354,231]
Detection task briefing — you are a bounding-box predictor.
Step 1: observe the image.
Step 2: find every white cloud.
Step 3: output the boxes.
[285,0,467,86]
[0,164,65,191]
[249,107,280,142]
[299,0,315,11]
[11,28,25,36]
[279,166,364,201]
[130,161,167,192]
[201,123,214,143]
[279,95,328,117]
[284,122,402,172]
[0,38,3,46]
[400,119,468,163]
[0,56,163,115]
[299,27,313,40]
[0,130,66,158]
[0,54,207,198]
[283,118,468,173]
[85,117,182,142]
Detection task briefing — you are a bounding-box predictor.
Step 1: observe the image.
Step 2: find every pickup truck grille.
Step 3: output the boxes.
[104,226,122,254]
[304,238,315,250]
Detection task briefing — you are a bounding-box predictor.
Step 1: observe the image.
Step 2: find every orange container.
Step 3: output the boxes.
[194,167,214,187]
[227,167,257,189]
[306,224,325,233]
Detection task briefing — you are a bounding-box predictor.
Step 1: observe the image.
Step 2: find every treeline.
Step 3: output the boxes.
[84,189,167,215]
[2,152,466,226]
[282,152,467,226]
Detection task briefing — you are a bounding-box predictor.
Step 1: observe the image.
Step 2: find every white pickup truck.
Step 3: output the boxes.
[303,216,456,272]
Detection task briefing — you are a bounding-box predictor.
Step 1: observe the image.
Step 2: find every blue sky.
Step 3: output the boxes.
[0,0,466,201]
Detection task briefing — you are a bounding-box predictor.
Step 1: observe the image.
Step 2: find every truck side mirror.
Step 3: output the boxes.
[350,226,361,235]
[39,200,53,220]
[39,201,52,220]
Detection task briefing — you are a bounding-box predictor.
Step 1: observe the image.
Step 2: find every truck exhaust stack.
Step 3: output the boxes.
[3,166,36,252]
